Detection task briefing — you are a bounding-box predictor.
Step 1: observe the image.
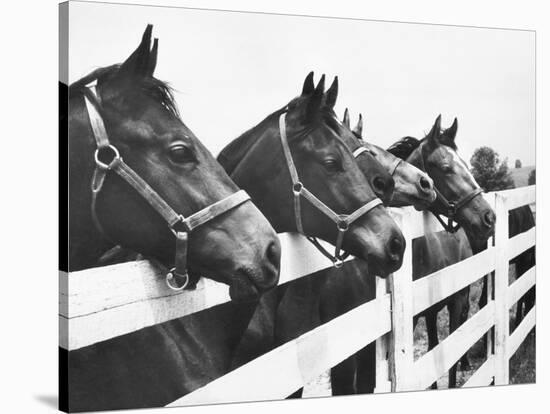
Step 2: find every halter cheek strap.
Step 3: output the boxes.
[279,112,383,267]
[84,85,251,290]
[412,145,484,233]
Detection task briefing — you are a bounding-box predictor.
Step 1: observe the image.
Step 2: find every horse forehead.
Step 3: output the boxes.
[447,148,476,179]
[121,118,192,145]
[121,119,155,141]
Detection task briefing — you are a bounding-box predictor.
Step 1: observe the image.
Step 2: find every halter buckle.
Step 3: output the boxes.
[94,145,121,170]
[169,215,191,236]
[334,257,345,268]
[166,268,189,291]
[447,202,457,217]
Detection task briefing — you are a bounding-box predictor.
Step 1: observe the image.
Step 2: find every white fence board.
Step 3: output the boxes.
[493,193,510,385]
[412,248,495,316]
[508,266,536,307]
[59,186,536,396]
[412,302,495,390]
[463,356,495,388]
[507,228,536,260]
[507,306,536,359]
[61,233,351,350]
[499,185,535,210]
[169,294,392,406]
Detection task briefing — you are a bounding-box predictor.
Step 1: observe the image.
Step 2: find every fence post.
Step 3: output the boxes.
[374,275,391,393]
[388,209,415,392]
[493,192,510,385]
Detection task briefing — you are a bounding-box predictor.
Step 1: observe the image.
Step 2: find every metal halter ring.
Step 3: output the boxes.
[166,268,189,291]
[94,144,121,170]
[334,257,345,268]
[337,220,349,232]
[293,182,304,195]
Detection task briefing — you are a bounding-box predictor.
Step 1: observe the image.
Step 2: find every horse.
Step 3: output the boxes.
[64,25,282,412]
[508,205,536,324]
[299,115,495,395]
[66,24,280,300]
[475,202,535,353]
[220,73,406,373]
[384,115,495,389]
[217,72,404,270]
[277,110,438,397]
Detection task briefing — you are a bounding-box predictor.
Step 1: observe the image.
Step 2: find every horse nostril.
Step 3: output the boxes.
[483,210,496,228]
[266,240,281,269]
[419,176,432,192]
[372,176,386,195]
[388,236,404,260]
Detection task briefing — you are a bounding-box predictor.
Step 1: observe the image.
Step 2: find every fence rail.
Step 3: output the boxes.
[60,186,536,405]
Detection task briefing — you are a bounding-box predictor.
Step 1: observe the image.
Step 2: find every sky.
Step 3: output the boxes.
[67,1,536,166]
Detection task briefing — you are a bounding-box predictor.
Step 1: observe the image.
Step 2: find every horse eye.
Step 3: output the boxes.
[168,145,194,164]
[323,158,341,172]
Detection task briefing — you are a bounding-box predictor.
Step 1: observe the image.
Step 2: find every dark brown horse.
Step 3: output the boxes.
[223,73,405,373]
[386,115,495,389]
[294,115,495,396]
[66,25,280,300]
[64,26,282,412]
[476,203,535,333]
[217,72,404,270]
[316,111,438,396]
[278,111,438,397]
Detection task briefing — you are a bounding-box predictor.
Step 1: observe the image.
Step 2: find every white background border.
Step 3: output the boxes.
[0,1,546,413]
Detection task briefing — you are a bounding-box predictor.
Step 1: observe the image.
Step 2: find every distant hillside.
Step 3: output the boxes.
[509,165,535,188]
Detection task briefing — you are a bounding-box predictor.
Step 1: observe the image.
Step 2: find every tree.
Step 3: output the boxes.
[515,159,522,168]
[528,169,536,185]
[470,146,514,191]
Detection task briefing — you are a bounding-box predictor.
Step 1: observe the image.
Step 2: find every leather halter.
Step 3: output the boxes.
[278,112,383,267]
[431,186,484,233]
[353,144,404,179]
[413,145,484,233]
[83,85,251,291]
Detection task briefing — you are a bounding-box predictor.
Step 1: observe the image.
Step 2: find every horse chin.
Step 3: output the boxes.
[229,282,261,303]
[367,255,403,277]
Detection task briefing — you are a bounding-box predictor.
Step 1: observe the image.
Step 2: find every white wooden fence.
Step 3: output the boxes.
[59,185,536,406]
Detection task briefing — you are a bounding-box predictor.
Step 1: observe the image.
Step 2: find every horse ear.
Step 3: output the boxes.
[444,117,458,141]
[302,71,315,95]
[353,114,363,138]
[306,74,325,119]
[118,24,155,78]
[343,108,350,128]
[146,38,158,77]
[325,76,338,108]
[426,114,442,145]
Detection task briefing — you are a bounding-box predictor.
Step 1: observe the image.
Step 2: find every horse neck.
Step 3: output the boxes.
[67,93,114,270]
[228,123,295,233]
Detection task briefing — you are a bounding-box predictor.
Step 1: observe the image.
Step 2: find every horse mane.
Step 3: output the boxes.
[217,108,287,174]
[387,127,458,160]
[68,65,180,118]
[387,136,421,160]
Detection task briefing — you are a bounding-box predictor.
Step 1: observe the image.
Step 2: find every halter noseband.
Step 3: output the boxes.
[413,144,484,233]
[84,85,251,291]
[431,186,484,233]
[278,112,383,267]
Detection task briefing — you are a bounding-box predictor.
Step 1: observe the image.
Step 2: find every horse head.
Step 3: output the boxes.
[68,25,281,301]
[219,72,405,276]
[343,109,436,209]
[389,115,496,242]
